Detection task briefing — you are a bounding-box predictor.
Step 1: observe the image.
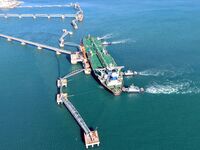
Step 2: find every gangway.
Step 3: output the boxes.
[0,33,72,55]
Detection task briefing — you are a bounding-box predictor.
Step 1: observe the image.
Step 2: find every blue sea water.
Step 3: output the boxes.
[1,0,200,149]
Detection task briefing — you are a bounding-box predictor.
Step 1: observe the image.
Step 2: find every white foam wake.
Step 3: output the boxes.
[145,81,200,95]
[139,66,194,78]
[138,69,175,77]
[98,33,113,40]
[111,39,130,45]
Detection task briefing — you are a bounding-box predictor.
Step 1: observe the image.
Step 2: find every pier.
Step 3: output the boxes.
[17,3,82,8]
[0,13,76,19]
[57,93,100,148]
[18,4,74,8]
[57,69,100,148]
[0,32,100,148]
[0,2,82,9]
[0,3,83,20]
[0,33,72,55]
[0,2,99,148]
[0,2,84,29]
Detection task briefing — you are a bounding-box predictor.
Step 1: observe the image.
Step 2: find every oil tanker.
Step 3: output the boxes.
[80,35,124,96]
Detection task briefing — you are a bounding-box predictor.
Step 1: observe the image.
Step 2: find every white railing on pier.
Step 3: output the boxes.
[62,97,91,135]
[0,13,76,18]
[18,4,73,8]
[0,33,72,55]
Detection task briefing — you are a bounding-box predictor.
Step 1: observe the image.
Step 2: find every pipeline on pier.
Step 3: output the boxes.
[0,33,72,55]
[18,3,81,9]
[0,2,84,29]
[57,69,100,148]
[57,93,100,148]
[0,13,76,19]
[0,2,83,20]
[18,4,73,8]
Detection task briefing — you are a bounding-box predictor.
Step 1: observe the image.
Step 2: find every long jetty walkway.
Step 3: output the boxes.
[57,93,100,148]
[18,4,74,8]
[0,3,83,20]
[0,3,84,30]
[0,33,72,55]
[57,70,100,148]
[0,13,76,19]
[62,96,91,135]
[58,69,90,135]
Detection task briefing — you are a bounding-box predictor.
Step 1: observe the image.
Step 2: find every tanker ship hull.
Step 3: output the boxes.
[92,66,123,96]
[82,35,123,96]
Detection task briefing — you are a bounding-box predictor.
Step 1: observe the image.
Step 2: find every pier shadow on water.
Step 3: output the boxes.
[66,54,70,62]
[55,54,61,77]
[80,128,85,144]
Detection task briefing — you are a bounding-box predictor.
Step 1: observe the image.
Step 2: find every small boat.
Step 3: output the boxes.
[123,70,138,76]
[122,84,144,93]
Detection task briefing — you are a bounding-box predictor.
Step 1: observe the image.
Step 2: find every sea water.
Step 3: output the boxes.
[0,0,200,149]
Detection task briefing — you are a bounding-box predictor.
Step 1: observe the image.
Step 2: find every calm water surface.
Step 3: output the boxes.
[0,0,200,149]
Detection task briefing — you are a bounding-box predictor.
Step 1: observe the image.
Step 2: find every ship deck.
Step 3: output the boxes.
[83,36,117,70]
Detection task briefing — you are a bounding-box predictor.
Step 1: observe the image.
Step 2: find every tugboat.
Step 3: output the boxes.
[122,84,144,93]
[123,70,138,76]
